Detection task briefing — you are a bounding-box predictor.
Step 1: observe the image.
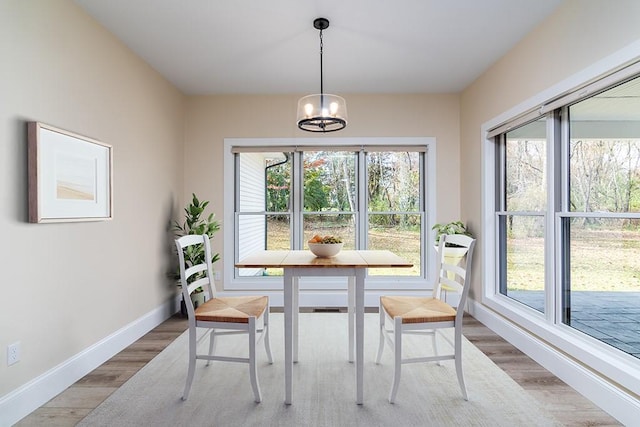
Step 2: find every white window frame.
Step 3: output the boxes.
[223,137,437,306]
[480,42,640,422]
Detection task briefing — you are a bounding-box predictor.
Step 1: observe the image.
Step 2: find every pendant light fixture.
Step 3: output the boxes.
[297,18,348,133]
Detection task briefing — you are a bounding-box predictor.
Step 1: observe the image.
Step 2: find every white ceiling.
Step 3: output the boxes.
[75,0,562,95]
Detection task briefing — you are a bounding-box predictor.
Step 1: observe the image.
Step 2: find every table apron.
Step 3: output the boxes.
[285,267,361,277]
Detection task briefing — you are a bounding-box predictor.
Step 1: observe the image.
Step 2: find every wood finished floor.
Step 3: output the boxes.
[16,311,621,427]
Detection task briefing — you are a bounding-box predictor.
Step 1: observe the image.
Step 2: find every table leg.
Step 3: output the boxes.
[348,276,355,363]
[355,269,365,405]
[283,269,293,405]
[293,275,299,363]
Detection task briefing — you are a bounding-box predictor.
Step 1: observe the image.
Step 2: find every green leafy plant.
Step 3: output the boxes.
[432,220,472,247]
[173,194,221,282]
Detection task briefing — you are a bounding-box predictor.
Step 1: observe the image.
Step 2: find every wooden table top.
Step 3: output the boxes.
[235,250,413,269]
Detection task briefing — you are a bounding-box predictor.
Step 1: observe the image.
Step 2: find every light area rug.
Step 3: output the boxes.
[79,313,560,427]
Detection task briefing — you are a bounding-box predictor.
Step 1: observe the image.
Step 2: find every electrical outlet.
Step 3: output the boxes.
[7,342,20,366]
[214,271,221,281]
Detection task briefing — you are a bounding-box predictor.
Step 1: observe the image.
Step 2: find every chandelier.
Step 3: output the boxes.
[296,18,348,133]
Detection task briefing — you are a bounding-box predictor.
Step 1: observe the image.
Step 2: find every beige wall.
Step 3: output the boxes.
[0,1,184,396]
[460,0,640,300]
[185,93,461,281]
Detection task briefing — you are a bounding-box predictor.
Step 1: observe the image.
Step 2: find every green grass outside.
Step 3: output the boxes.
[265,219,640,290]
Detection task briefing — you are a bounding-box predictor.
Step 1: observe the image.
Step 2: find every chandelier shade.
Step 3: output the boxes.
[296,18,347,133]
[296,93,347,132]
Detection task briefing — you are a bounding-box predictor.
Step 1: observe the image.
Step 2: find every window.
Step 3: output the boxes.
[498,118,547,312]
[367,151,422,276]
[224,138,435,299]
[491,74,640,361]
[562,81,640,351]
[302,150,357,249]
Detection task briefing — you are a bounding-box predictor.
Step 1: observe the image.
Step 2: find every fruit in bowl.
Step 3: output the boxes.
[308,234,344,258]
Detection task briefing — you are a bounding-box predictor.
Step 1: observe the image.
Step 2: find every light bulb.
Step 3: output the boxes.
[304,103,314,117]
[330,102,339,115]
[322,108,329,117]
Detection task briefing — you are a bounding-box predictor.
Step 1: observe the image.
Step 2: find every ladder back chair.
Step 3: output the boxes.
[175,234,273,402]
[376,233,476,403]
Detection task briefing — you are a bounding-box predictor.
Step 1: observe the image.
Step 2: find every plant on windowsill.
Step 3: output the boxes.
[173,193,221,313]
[432,220,473,265]
[432,220,472,247]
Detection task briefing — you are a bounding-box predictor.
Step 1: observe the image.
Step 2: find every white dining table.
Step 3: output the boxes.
[235,249,413,405]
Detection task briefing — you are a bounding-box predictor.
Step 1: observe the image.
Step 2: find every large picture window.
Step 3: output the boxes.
[224,138,435,301]
[491,74,640,361]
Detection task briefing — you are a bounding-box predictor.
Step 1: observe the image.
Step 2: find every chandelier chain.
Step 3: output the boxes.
[319,29,324,95]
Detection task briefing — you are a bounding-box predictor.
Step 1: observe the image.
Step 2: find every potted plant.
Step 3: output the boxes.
[173,193,221,313]
[432,220,473,269]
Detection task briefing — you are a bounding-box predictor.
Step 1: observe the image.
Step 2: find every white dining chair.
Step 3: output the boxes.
[175,234,273,402]
[376,233,476,403]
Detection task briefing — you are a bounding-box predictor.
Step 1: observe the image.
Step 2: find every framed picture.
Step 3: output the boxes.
[28,122,113,223]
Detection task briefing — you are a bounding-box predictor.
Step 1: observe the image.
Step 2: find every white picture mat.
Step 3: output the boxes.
[29,123,112,222]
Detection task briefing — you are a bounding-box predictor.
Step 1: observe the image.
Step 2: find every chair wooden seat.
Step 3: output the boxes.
[195,296,268,323]
[380,296,456,324]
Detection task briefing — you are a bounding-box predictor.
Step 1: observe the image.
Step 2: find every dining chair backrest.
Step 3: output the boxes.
[432,234,476,320]
[175,234,216,319]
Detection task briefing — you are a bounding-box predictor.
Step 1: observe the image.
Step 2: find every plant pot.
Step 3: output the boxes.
[435,245,469,281]
[179,289,208,317]
[442,245,469,265]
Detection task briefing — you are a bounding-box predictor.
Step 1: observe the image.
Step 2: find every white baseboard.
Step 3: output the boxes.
[0,299,178,426]
[469,299,640,426]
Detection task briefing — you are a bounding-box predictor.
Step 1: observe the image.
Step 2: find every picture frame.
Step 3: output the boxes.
[28,122,113,223]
